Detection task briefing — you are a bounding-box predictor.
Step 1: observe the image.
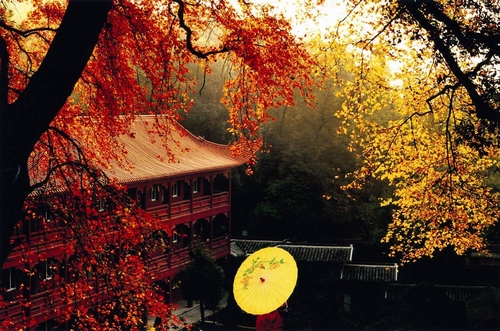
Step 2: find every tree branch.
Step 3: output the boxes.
[402,0,500,124]
[0,19,58,36]
[30,126,97,192]
[9,0,112,158]
[172,0,230,59]
[0,0,112,269]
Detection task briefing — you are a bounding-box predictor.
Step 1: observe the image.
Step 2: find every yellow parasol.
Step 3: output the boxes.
[233,246,298,315]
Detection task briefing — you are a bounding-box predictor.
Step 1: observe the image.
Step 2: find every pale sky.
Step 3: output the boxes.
[6,0,346,37]
[255,0,347,38]
[5,1,33,23]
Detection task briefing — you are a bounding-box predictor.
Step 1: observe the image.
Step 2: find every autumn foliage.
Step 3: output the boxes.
[320,0,500,262]
[3,0,316,167]
[17,184,182,330]
[1,0,316,329]
[1,0,498,327]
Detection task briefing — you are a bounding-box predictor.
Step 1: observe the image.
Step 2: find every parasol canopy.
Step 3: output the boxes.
[233,246,298,315]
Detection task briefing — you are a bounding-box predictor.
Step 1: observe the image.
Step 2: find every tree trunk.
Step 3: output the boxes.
[199,300,205,328]
[0,0,112,270]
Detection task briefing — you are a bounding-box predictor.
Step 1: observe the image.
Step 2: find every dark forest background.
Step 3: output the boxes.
[181,63,500,331]
[181,62,393,248]
[181,61,500,274]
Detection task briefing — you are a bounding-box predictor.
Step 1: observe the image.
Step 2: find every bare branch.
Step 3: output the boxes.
[402,0,500,124]
[172,0,230,59]
[0,19,57,37]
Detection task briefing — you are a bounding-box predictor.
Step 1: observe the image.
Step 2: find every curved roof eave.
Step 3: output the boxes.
[103,116,248,184]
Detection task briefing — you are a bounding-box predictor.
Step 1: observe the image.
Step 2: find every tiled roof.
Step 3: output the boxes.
[279,244,353,262]
[28,116,247,191]
[231,239,354,263]
[230,242,247,257]
[231,240,286,256]
[438,285,496,302]
[107,116,247,184]
[385,284,498,302]
[341,263,398,282]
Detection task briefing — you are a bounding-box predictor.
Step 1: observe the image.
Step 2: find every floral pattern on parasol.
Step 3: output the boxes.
[233,247,298,315]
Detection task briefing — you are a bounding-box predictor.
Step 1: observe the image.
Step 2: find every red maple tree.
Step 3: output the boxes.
[0,0,316,329]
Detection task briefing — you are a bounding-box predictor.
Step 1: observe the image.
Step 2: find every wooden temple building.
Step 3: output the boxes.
[0,116,246,328]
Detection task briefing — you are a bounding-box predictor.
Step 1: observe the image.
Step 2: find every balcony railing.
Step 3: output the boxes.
[148,236,229,281]
[0,192,231,327]
[5,193,229,268]
[148,192,229,219]
[0,237,231,327]
[4,227,67,269]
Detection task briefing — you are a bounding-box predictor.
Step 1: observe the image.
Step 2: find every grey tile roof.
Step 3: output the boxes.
[279,244,353,262]
[230,239,287,256]
[385,284,498,302]
[231,239,354,263]
[341,263,398,282]
[230,241,247,257]
[437,285,496,302]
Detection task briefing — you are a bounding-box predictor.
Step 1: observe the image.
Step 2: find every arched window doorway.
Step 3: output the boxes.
[173,223,190,248]
[193,218,210,241]
[213,214,229,239]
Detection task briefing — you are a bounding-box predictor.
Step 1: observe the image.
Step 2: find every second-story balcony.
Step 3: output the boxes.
[147,191,230,221]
